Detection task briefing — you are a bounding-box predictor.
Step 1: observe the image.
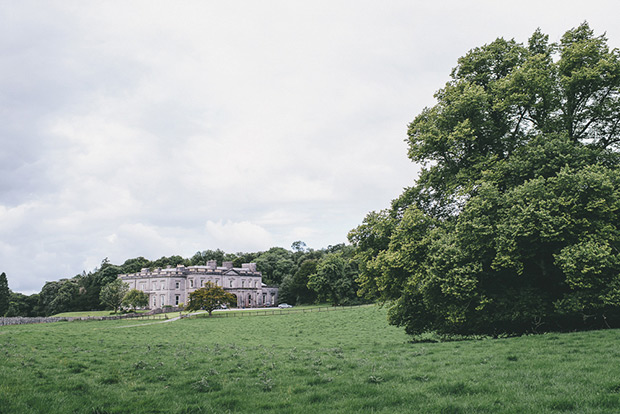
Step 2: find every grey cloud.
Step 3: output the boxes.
[2,1,620,293]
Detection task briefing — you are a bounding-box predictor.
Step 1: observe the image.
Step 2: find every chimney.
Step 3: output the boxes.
[242,263,257,272]
[223,261,233,269]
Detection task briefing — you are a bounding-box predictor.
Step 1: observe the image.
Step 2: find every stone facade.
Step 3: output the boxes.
[118,261,278,309]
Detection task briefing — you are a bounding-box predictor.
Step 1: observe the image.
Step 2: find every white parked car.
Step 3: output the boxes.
[278,303,293,308]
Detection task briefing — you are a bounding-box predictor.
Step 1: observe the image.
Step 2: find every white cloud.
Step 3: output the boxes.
[1,1,620,292]
[204,220,275,252]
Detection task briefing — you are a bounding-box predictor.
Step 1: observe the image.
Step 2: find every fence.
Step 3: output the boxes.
[188,304,371,319]
[0,305,371,326]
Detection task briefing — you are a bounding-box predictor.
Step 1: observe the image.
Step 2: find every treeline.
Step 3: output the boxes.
[1,242,367,317]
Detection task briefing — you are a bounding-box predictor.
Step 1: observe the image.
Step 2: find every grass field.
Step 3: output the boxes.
[50,304,328,319]
[2,305,620,413]
[51,310,188,318]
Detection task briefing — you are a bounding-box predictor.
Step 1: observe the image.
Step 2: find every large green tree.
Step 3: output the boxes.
[350,23,620,335]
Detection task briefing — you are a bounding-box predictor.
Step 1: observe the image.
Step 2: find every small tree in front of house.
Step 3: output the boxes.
[122,289,149,311]
[99,279,129,313]
[186,282,236,316]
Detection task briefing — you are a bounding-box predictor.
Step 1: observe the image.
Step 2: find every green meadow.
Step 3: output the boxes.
[2,305,620,413]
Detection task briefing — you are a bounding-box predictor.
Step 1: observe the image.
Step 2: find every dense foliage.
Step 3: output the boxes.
[307,247,360,306]
[3,242,365,316]
[122,289,149,311]
[349,23,620,335]
[99,279,129,313]
[0,272,9,316]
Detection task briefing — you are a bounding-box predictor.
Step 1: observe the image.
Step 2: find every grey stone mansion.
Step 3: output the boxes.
[118,261,278,309]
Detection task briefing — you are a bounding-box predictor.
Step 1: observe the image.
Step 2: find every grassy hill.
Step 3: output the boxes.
[1,305,620,413]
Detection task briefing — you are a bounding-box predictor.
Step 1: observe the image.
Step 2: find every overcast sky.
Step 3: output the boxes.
[2,1,620,294]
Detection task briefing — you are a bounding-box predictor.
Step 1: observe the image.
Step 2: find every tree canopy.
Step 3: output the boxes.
[307,247,362,306]
[349,23,620,335]
[122,289,149,311]
[0,272,9,316]
[186,282,237,316]
[99,279,130,313]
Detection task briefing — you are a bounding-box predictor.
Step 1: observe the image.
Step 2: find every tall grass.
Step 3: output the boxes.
[1,306,620,413]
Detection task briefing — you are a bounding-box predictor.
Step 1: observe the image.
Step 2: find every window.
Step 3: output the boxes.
[200,279,204,287]
[175,295,180,306]
[153,297,157,307]
[215,279,219,286]
[175,281,180,289]
[241,280,245,288]
[140,283,146,291]
[229,279,234,288]
[160,295,165,306]
[152,282,157,290]
[189,279,194,288]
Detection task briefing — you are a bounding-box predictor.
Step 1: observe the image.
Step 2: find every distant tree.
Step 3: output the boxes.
[308,253,359,306]
[38,281,62,316]
[291,240,307,252]
[122,289,149,311]
[278,275,296,305]
[5,291,37,317]
[186,282,236,316]
[66,260,124,312]
[255,247,296,285]
[120,257,152,274]
[151,255,187,269]
[0,272,9,316]
[292,259,319,304]
[99,279,130,313]
[98,260,124,285]
[47,279,80,315]
[189,249,229,266]
[232,252,259,268]
[278,258,320,305]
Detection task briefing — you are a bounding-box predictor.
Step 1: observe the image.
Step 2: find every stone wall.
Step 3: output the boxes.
[0,308,185,326]
[1,317,76,326]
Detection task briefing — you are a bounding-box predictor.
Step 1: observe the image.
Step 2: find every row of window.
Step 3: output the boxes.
[188,279,220,288]
[151,292,275,308]
[151,295,183,307]
[189,279,258,288]
[152,294,166,307]
[138,278,260,292]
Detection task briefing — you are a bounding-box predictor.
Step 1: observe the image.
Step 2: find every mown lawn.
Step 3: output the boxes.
[1,305,620,413]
